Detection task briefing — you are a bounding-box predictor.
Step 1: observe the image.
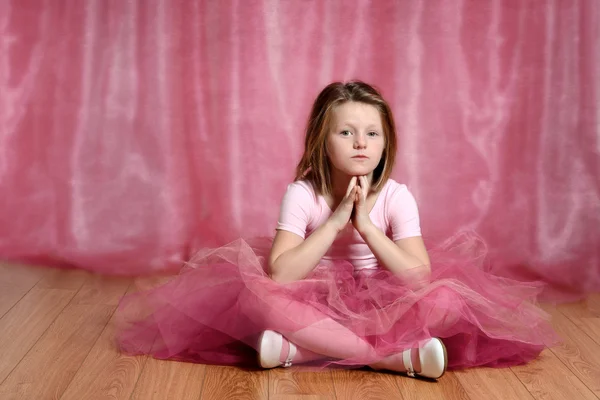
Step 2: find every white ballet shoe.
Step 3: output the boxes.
[258,330,297,369]
[403,337,448,379]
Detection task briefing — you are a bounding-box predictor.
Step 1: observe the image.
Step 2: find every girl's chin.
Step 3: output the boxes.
[340,167,374,177]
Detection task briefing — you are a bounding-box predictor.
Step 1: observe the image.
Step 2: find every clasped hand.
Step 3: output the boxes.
[329,176,374,235]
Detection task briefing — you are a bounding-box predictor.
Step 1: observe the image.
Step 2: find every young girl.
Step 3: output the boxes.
[116,81,559,380]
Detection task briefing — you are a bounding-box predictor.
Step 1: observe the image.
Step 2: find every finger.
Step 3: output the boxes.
[345,177,357,197]
[346,186,358,203]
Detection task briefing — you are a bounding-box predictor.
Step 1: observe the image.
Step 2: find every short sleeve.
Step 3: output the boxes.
[275,181,315,239]
[388,184,422,241]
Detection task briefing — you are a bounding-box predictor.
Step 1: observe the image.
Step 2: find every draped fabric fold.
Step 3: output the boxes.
[0,1,598,299]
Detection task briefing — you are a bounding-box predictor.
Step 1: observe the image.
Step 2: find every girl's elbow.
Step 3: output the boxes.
[397,263,431,290]
[269,270,283,283]
[269,271,297,284]
[268,263,295,284]
[413,264,432,289]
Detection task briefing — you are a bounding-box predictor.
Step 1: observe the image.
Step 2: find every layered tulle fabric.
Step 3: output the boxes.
[116,233,560,369]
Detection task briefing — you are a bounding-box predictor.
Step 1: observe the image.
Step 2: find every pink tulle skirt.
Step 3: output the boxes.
[115,232,560,369]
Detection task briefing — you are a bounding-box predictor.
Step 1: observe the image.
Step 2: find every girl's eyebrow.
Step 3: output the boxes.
[338,122,381,130]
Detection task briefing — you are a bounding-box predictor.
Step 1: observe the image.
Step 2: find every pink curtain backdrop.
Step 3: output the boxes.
[0,1,598,299]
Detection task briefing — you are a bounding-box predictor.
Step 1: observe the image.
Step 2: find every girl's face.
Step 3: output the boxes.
[326,101,385,179]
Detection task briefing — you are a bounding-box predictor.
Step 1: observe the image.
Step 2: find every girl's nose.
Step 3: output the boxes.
[354,133,366,149]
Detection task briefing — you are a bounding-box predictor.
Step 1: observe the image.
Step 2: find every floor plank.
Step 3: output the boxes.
[271,396,335,400]
[70,274,132,306]
[510,348,597,400]
[331,369,403,400]
[60,289,147,400]
[399,371,472,400]
[270,368,336,399]
[0,288,76,383]
[0,303,114,400]
[557,295,600,347]
[454,368,534,400]
[541,304,600,396]
[0,265,599,400]
[0,264,48,318]
[130,359,206,400]
[200,365,269,400]
[35,268,89,290]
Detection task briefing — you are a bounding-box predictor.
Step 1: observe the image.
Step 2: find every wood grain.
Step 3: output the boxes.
[0,303,114,400]
[510,348,597,400]
[60,287,146,400]
[35,268,88,290]
[331,368,404,400]
[0,288,75,383]
[70,274,131,306]
[0,265,599,400]
[454,367,533,400]
[542,304,600,396]
[270,367,336,399]
[201,365,269,400]
[399,371,472,400]
[557,295,600,347]
[131,359,206,400]
[0,264,48,318]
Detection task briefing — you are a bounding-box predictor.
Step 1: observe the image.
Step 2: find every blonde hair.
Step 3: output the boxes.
[295,81,397,195]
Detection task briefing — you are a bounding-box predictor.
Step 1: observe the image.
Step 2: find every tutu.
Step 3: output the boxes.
[115,232,560,369]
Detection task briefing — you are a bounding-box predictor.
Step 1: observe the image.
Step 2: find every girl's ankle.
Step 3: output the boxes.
[279,336,291,365]
[370,348,421,373]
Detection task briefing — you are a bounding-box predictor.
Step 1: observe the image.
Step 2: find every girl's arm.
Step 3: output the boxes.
[353,178,431,287]
[268,221,339,283]
[269,179,359,283]
[359,226,431,286]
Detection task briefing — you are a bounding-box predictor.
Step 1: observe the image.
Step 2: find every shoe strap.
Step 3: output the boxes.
[403,349,416,377]
[283,341,297,367]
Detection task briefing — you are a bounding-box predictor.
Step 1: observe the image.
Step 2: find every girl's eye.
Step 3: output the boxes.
[368,131,379,137]
[340,130,352,136]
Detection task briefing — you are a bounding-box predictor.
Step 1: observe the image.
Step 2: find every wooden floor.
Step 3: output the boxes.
[0,263,599,400]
